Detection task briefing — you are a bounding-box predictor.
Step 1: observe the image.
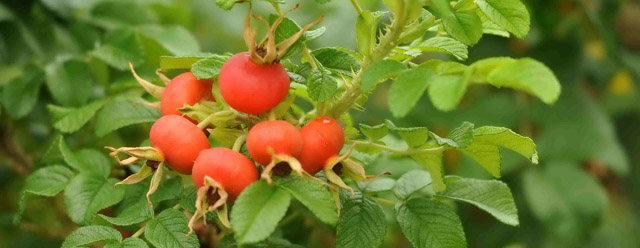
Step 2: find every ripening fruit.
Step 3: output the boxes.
[247,120,302,165]
[161,72,214,121]
[218,52,290,114]
[298,117,345,174]
[150,115,209,174]
[192,148,259,200]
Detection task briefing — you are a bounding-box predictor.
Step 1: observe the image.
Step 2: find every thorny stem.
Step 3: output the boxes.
[350,141,444,155]
[328,0,409,118]
[232,134,248,152]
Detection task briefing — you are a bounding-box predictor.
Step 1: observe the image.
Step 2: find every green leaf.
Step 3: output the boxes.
[2,67,44,119]
[418,37,468,60]
[385,120,430,148]
[269,15,305,59]
[275,176,338,226]
[460,142,501,177]
[312,47,360,75]
[105,237,149,248]
[523,164,608,239]
[90,45,142,70]
[486,58,561,104]
[48,100,106,134]
[477,9,510,37]
[360,60,407,93]
[336,193,386,248]
[23,165,75,197]
[443,10,483,46]
[138,25,200,56]
[448,122,474,148]
[474,126,537,162]
[410,145,445,192]
[439,178,519,226]
[75,149,112,178]
[396,198,467,248]
[232,180,291,244]
[91,1,152,28]
[61,226,122,248]
[476,0,530,38]
[64,174,125,225]
[358,177,395,193]
[101,184,152,226]
[216,0,236,10]
[307,70,338,102]
[394,170,432,200]
[191,55,229,79]
[469,57,515,82]
[388,67,433,118]
[359,123,390,141]
[427,74,468,111]
[45,58,94,107]
[95,97,161,137]
[355,11,381,57]
[159,55,211,70]
[145,209,199,248]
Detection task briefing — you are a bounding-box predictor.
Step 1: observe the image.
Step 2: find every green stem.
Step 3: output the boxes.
[349,0,363,14]
[271,2,283,15]
[131,225,145,238]
[328,1,409,117]
[350,141,444,155]
[302,45,318,69]
[232,134,248,152]
[374,197,397,206]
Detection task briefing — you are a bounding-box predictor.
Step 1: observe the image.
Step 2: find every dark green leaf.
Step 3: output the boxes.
[360,60,407,93]
[358,177,396,193]
[104,237,149,248]
[410,145,445,192]
[439,178,518,226]
[45,58,94,107]
[2,67,44,119]
[145,209,199,248]
[397,198,467,248]
[95,97,161,137]
[307,70,338,102]
[23,165,75,197]
[275,176,338,225]
[394,170,432,200]
[64,174,125,225]
[191,55,229,79]
[75,149,112,178]
[388,67,432,118]
[61,226,122,248]
[48,100,106,134]
[159,55,211,70]
[232,180,291,244]
[312,47,360,75]
[448,122,474,148]
[336,193,386,248]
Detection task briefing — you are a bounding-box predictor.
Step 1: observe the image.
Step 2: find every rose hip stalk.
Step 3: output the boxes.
[218,4,322,114]
[298,117,376,194]
[188,148,259,234]
[246,120,315,184]
[106,115,210,205]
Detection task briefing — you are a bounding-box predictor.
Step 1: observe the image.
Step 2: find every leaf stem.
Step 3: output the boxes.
[350,141,444,155]
[302,45,318,69]
[131,224,146,238]
[349,0,363,14]
[232,134,248,152]
[374,197,396,206]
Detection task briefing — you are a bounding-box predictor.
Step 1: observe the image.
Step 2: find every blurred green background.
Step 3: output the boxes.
[1,0,639,247]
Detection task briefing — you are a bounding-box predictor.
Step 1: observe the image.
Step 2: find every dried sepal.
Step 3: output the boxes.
[260,150,325,185]
[134,100,161,110]
[323,145,383,196]
[155,68,171,85]
[146,164,164,207]
[105,146,163,166]
[114,163,154,187]
[187,176,230,236]
[128,62,164,99]
[275,16,323,59]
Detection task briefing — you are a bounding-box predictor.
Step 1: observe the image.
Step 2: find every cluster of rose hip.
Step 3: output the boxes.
[107,5,361,233]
